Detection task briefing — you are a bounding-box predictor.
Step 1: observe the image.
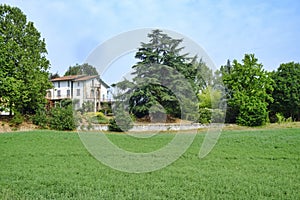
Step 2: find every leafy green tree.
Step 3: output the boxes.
[64,63,98,76]
[198,86,222,109]
[49,72,60,79]
[197,85,225,124]
[222,54,273,126]
[113,29,199,121]
[270,62,300,121]
[0,4,51,115]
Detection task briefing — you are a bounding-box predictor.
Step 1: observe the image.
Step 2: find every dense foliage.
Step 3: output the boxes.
[1,4,299,128]
[270,62,300,121]
[64,63,98,76]
[221,54,273,126]
[32,100,76,131]
[49,105,76,131]
[197,86,224,123]
[113,30,204,121]
[0,4,51,115]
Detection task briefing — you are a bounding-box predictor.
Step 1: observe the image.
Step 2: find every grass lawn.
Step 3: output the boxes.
[0,128,299,199]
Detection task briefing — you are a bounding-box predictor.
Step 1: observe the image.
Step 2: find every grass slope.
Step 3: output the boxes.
[0,128,299,199]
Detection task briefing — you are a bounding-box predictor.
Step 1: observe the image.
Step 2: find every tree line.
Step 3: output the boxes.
[0,4,299,129]
[113,29,300,127]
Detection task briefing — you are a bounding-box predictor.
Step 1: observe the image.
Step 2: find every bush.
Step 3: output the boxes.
[275,113,293,124]
[198,108,212,124]
[83,112,109,124]
[237,100,268,126]
[275,113,285,124]
[32,108,48,128]
[108,118,122,132]
[198,108,225,124]
[211,109,225,123]
[108,112,133,132]
[9,112,24,127]
[49,105,76,131]
[91,112,109,124]
[32,105,79,131]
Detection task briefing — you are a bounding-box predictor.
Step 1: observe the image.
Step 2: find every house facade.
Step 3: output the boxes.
[46,75,110,111]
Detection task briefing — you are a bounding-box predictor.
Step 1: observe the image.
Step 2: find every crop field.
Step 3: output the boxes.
[0,128,299,199]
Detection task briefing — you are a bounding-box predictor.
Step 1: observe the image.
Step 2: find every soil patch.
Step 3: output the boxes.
[0,116,38,133]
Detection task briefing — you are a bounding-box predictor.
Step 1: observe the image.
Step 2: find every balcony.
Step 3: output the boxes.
[50,94,72,100]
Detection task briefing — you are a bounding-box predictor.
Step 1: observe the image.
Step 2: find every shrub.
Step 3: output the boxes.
[275,113,285,124]
[108,118,122,132]
[32,108,48,128]
[49,105,76,131]
[286,117,293,123]
[9,112,24,127]
[94,112,109,124]
[211,109,225,123]
[275,113,293,124]
[84,112,109,124]
[198,108,212,124]
[237,100,268,126]
[108,112,133,132]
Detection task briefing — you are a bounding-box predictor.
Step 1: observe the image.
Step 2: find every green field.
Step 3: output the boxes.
[0,128,300,199]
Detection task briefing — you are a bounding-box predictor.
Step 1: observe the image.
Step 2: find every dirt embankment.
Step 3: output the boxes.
[0,116,38,133]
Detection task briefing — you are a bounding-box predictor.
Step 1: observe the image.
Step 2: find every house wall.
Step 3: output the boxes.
[81,78,109,102]
[47,77,110,110]
[51,81,72,100]
[72,81,84,109]
[101,85,109,101]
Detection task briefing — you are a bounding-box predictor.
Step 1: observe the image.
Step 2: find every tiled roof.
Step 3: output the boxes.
[74,75,99,81]
[51,75,83,81]
[50,75,110,88]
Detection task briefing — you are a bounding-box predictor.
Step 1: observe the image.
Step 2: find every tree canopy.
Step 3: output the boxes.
[0,4,51,115]
[221,54,273,126]
[113,29,202,121]
[64,63,98,76]
[270,62,300,121]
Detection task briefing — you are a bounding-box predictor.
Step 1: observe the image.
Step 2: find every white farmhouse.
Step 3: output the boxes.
[46,75,110,111]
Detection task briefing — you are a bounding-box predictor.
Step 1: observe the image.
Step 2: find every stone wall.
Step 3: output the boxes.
[78,123,207,132]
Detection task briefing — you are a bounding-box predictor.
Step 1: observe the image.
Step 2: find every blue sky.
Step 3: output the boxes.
[2,0,300,84]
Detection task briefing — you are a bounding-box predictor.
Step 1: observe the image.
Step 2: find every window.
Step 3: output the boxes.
[67,90,70,97]
[76,89,80,96]
[77,82,80,86]
[91,89,94,98]
[58,82,60,88]
[57,90,61,97]
[67,81,70,87]
[92,80,94,86]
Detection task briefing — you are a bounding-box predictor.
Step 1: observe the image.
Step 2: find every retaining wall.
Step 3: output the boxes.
[78,123,208,132]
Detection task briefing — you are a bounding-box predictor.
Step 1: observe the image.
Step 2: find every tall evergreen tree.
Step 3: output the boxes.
[113,30,200,120]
